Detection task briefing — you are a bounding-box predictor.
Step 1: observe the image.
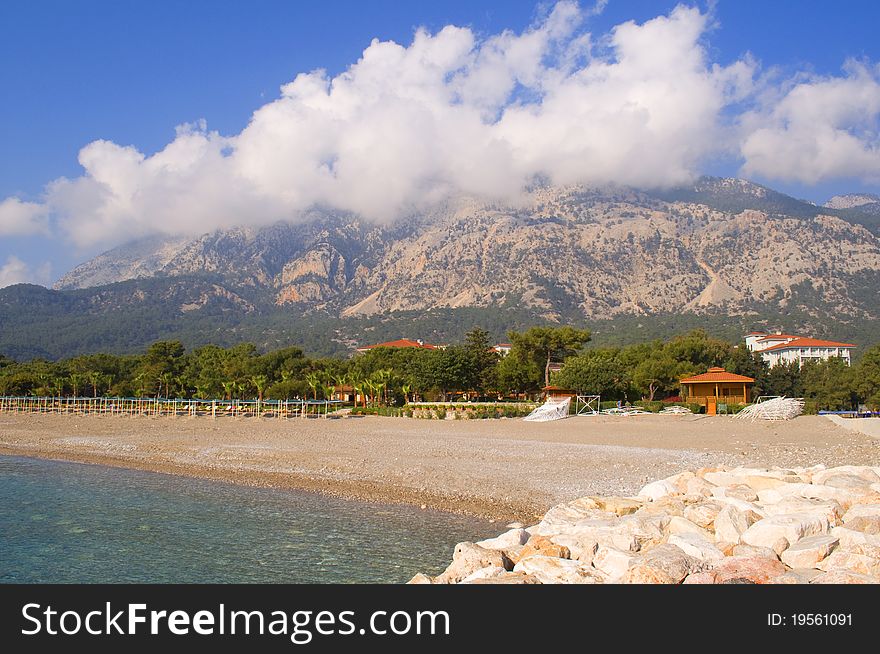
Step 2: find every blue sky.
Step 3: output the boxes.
[1,0,879,286]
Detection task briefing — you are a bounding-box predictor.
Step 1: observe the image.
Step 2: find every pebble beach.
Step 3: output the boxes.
[1,413,877,522]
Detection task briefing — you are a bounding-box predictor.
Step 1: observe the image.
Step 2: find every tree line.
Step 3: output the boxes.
[0,327,878,410]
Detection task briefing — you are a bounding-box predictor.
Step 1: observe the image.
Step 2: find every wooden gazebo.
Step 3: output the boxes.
[679,367,754,415]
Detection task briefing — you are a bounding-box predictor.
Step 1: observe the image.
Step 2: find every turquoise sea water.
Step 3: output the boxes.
[0,455,494,583]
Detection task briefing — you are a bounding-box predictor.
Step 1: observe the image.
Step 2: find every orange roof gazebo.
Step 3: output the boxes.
[679,367,755,415]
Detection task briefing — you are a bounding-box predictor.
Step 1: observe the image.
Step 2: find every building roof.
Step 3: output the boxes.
[357,338,439,351]
[680,367,755,384]
[493,343,512,348]
[760,338,856,353]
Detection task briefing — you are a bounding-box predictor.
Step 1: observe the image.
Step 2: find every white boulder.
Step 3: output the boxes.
[779,535,839,569]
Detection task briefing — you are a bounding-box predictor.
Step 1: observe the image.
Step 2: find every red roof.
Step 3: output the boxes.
[357,339,439,351]
[680,367,755,383]
[761,338,856,352]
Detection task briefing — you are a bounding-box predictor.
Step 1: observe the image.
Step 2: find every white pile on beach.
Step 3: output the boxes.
[410,464,880,584]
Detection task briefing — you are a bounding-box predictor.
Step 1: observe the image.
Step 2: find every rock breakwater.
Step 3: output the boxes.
[410,464,880,584]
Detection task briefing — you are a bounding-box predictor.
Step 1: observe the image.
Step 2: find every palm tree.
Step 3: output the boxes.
[133,371,149,398]
[159,372,174,399]
[322,382,336,412]
[305,372,321,401]
[365,380,379,407]
[372,369,393,406]
[250,375,268,402]
[401,383,412,405]
[221,380,236,401]
[87,371,102,397]
[68,373,82,398]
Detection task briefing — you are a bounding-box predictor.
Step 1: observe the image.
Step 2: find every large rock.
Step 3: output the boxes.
[517,535,570,561]
[592,546,637,579]
[556,522,640,553]
[712,484,759,503]
[685,477,716,498]
[830,526,880,549]
[407,573,433,584]
[714,505,761,544]
[822,474,876,491]
[551,534,599,563]
[615,514,669,549]
[682,571,719,584]
[476,528,530,550]
[666,516,712,538]
[539,503,612,529]
[811,466,880,486]
[513,555,605,584]
[635,497,686,518]
[817,550,880,577]
[683,502,723,529]
[663,471,696,493]
[465,572,542,584]
[618,544,701,584]
[434,542,510,584]
[638,480,678,502]
[711,556,786,584]
[740,513,829,553]
[779,535,839,569]
[761,497,844,527]
[596,497,643,516]
[668,533,725,562]
[569,497,601,511]
[745,475,787,491]
[712,494,764,516]
[459,566,507,583]
[758,483,877,511]
[731,544,779,560]
[842,505,880,534]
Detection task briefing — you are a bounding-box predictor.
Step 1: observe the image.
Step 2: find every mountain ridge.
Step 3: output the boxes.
[2,177,877,360]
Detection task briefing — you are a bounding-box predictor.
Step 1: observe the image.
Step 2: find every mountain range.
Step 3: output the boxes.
[2,177,879,360]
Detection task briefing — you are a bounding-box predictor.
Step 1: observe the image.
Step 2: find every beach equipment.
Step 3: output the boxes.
[601,407,652,416]
[523,396,571,422]
[734,396,804,421]
[659,405,693,415]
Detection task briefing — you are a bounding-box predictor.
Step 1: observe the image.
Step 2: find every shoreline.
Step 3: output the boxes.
[1,413,877,524]
[0,445,524,522]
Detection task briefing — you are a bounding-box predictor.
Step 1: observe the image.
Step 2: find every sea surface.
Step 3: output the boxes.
[0,455,495,583]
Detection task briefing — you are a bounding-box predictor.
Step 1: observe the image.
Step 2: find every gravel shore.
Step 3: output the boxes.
[1,413,877,522]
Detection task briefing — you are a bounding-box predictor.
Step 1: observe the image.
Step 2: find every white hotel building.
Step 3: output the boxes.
[744,332,855,368]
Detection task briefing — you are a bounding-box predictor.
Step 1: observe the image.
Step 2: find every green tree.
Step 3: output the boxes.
[664,329,733,369]
[554,348,630,397]
[856,344,880,409]
[508,326,592,387]
[632,354,690,401]
[463,327,499,394]
[250,374,268,402]
[724,344,769,395]
[800,358,856,411]
[305,372,323,400]
[764,361,802,398]
[495,351,542,396]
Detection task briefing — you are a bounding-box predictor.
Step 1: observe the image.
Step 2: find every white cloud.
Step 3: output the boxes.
[0,198,50,236]
[740,61,880,184]
[3,2,879,252]
[0,256,51,289]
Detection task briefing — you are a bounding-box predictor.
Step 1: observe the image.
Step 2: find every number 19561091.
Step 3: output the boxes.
[768,613,852,626]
